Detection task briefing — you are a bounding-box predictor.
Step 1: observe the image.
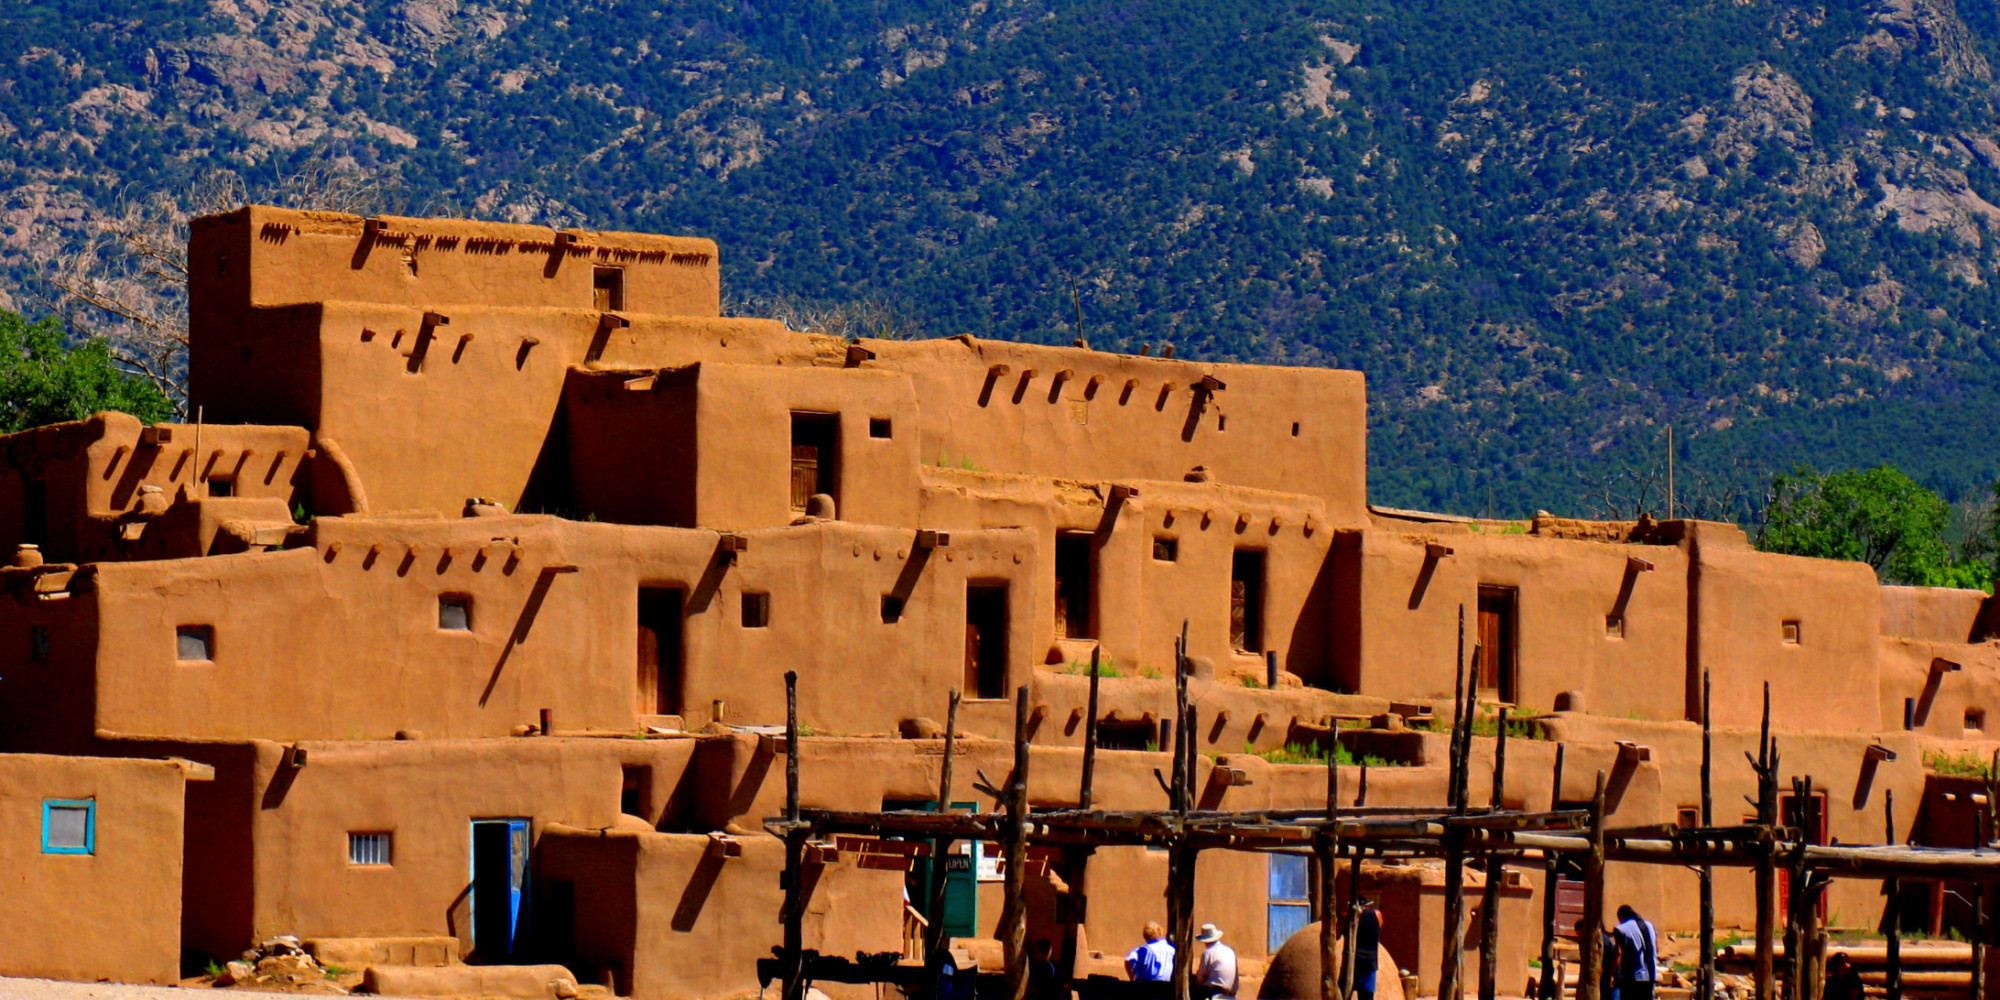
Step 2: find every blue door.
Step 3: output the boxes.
[471,819,531,958]
[1267,854,1312,952]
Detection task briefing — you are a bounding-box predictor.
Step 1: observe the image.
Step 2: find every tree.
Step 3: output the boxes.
[0,310,175,433]
[1757,465,1988,588]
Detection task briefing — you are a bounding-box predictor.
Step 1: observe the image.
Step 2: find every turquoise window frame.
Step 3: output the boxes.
[41,799,94,855]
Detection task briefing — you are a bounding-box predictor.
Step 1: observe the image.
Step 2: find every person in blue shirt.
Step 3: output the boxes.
[1125,922,1175,983]
[1614,906,1658,1000]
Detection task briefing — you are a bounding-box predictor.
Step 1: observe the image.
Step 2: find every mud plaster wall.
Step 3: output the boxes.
[1880,586,1989,645]
[1694,547,1883,731]
[1339,530,1690,718]
[85,518,1039,741]
[0,753,187,984]
[1878,637,2000,739]
[0,583,101,754]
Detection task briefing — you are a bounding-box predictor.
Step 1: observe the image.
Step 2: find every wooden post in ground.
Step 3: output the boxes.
[1168,624,1195,1000]
[1478,708,1510,1000]
[1885,790,1901,1000]
[1782,778,1804,1000]
[1081,648,1101,810]
[782,671,807,1000]
[926,689,962,965]
[1319,754,1341,1000]
[1001,685,1032,1000]
[1340,850,1362,1000]
[1696,672,1715,1000]
[1539,744,1567,1000]
[1440,611,1474,1000]
[1754,684,1778,1000]
[1578,770,1608,1000]
[1975,751,1996,1000]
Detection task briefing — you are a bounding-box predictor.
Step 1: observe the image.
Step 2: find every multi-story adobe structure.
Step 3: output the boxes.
[0,205,1995,998]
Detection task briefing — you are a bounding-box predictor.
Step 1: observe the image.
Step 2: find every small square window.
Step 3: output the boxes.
[1969,708,1987,733]
[348,832,392,866]
[176,625,214,662]
[741,592,770,629]
[42,799,94,855]
[869,418,893,439]
[30,626,49,662]
[439,596,472,631]
[1781,620,1801,644]
[1676,807,1700,830]
[207,476,234,498]
[593,267,626,311]
[1153,537,1178,562]
[1605,614,1624,639]
[882,595,904,624]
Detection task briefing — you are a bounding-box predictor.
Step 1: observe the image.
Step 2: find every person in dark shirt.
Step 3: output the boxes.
[1613,906,1658,1000]
[1028,940,1064,1000]
[1349,898,1383,1000]
[1575,920,1618,1000]
[1823,954,1867,1000]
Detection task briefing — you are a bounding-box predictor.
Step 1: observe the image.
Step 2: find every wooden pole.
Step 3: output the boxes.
[1081,648,1101,811]
[1699,671,1715,1000]
[1340,850,1363,1000]
[782,671,807,1000]
[1320,754,1341,1000]
[926,689,962,965]
[1168,623,1194,1000]
[1975,752,1995,1000]
[1755,684,1777,1000]
[1578,770,1608,1000]
[1002,686,1032,1000]
[1885,790,1901,1000]
[1478,708,1509,1000]
[1539,744,1567,1000]
[1439,610,1471,1000]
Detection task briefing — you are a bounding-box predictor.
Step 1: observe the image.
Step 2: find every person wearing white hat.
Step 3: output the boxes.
[1193,924,1238,1000]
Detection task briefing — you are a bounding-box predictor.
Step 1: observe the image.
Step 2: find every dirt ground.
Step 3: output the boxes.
[0,980,400,1000]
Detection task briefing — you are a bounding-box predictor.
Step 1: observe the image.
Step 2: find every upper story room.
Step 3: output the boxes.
[183,206,1373,526]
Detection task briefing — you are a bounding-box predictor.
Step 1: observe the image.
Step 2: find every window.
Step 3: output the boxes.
[1676,807,1700,830]
[1605,614,1624,639]
[348,832,392,866]
[741,592,770,629]
[621,766,650,818]
[207,476,234,498]
[790,412,840,512]
[1153,536,1178,562]
[1230,550,1265,653]
[1267,854,1312,951]
[439,596,472,631]
[1781,620,1802,644]
[1054,532,1094,639]
[869,418,893,439]
[1291,422,1301,437]
[176,625,214,662]
[30,626,49,662]
[42,800,94,855]
[24,480,46,547]
[593,267,625,311]
[881,595,904,624]
[1969,708,1987,732]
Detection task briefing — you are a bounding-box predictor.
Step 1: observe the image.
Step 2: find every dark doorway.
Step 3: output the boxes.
[24,480,46,547]
[593,267,625,311]
[470,819,530,961]
[1231,550,1265,653]
[1476,585,1518,703]
[637,588,684,716]
[1054,532,1094,639]
[965,584,1009,699]
[790,413,839,512]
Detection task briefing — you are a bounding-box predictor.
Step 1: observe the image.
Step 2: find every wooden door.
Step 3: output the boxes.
[637,588,683,716]
[1477,586,1517,702]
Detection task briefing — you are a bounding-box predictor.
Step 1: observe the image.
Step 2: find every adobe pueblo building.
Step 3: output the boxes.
[1,205,1996,998]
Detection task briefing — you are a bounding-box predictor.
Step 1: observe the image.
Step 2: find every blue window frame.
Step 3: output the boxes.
[41,799,94,855]
[1268,853,1312,950]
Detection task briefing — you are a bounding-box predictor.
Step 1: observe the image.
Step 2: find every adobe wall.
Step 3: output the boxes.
[1335,527,1690,718]
[0,753,189,985]
[0,570,102,755]
[1692,545,1883,731]
[922,471,1338,688]
[864,337,1369,525]
[1879,636,2000,739]
[1880,586,1989,645]
[0,413,308,564]
[85,516,1041,742]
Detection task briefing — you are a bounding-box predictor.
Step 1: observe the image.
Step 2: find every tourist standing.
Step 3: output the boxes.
[1613,906,1658,1000]
[1126,922,1175,983]
[1193,924,1238,1000]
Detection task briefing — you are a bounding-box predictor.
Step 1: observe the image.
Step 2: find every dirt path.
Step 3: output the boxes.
[0,980,399,1000]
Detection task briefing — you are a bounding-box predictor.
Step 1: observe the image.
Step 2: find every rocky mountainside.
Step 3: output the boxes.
[9,0,2000,516]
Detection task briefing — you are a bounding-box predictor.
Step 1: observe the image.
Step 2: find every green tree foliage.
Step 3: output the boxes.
[0,311,175,433]
[1757,466,1992,589]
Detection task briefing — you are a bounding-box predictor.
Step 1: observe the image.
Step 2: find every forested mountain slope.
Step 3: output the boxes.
[8,0,2000,516]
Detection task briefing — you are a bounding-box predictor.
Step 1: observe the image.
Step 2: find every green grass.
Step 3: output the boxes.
[324,965,353,977]
[1240,675,1264,689]
[1924,749,1995,778]
[1470,711,1548,740]
[1717,931,1744,949]
[1254,741,1404,768]
[204,960,225,980]
[931,453,982,472]
[1062,656,1123,679]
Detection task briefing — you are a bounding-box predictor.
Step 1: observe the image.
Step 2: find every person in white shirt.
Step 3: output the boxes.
[1193,924,1238,1000]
